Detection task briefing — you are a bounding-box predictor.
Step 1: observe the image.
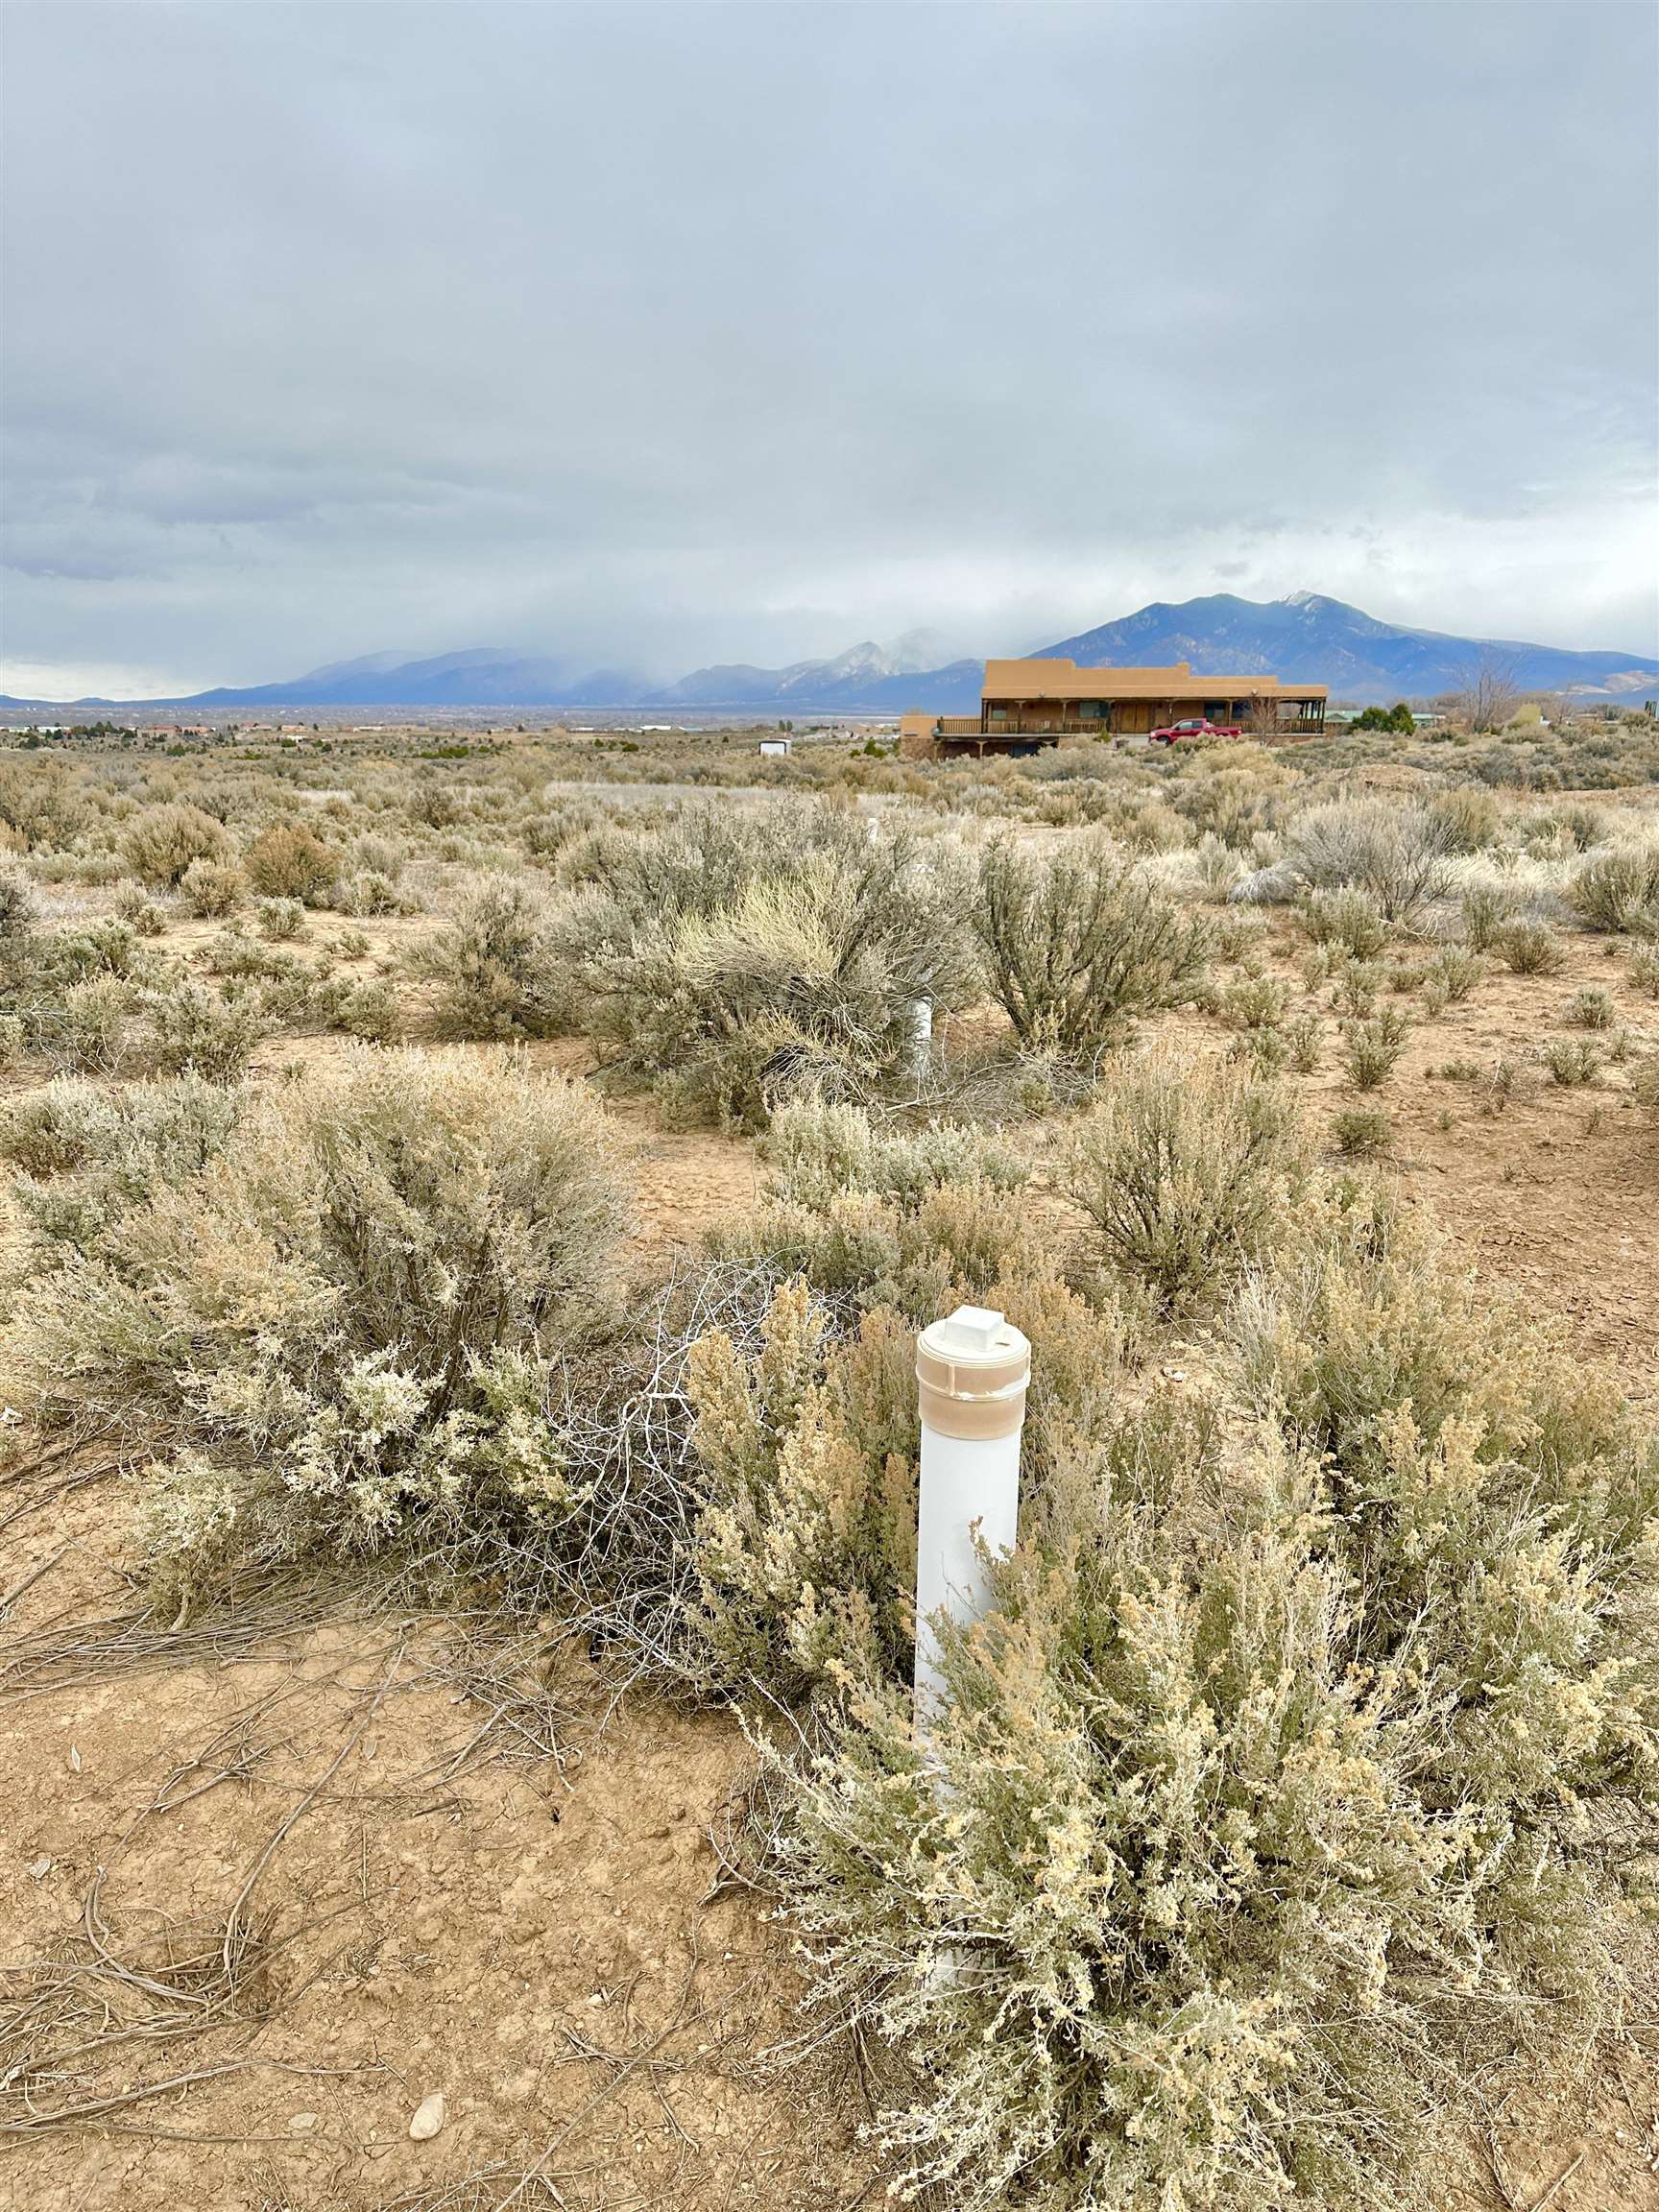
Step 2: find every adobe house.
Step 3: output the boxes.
[901,659,1327,757]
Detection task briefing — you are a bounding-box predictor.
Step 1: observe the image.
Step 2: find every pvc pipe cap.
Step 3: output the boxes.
[916,1307,1030,1440]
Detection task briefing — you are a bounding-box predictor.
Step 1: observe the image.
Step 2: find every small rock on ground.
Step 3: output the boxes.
[409,2092,447,2142]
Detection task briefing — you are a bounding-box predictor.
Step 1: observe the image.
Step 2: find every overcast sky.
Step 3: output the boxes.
[4,0,1655,698]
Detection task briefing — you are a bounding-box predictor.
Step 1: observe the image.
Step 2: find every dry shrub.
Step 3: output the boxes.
[243,820,342,904]
[1215,974,1290,1034]
[976,838,1210,1054]
[767,1198,1658,2212]
[254,894,307,941]
[1570,838,1659,936]
[1567,985,1614,1029]
[1236,1203,1659,1828]
[565,810,970,1128]
[308,971,403,1043]
[1,915,138,1068]
[113,880,167,934]
[1460,878,1524,950]
[120,804,231,887]
[715,1096,1040,1327]
[685,1098,1137,1695]
[1,1074,242,1262]
[1281,798,1455,922]
[776,1478,1461,2212]
[1300,885,1387,959]
[0,759,87,851]
[1330,1104,1393,1156]
[1427,943,1483,1001]
[1,864,36,947]
[180,856,247,918]
[3,1049,627,1602]
[1494,918,1566,974]
[416,872,571,1039]
[4,912,266,1080]
[132,974,269,1081]
[1340,1006,1409,1090]
[340,867,407,917]
[1169,749,1290,848]
[1064,1053,1308,1310]
[1543,1035,1599,1087]
[760,1095,1024,1218]
[687,1279,918,1695]
[1427,783,1505,852]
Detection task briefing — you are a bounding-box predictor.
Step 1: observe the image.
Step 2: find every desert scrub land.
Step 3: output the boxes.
[2,713,1658,2212]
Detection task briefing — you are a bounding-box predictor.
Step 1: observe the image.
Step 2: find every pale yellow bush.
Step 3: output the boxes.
[687,1280,917,1694]
[565,812,971,1128]
[180,856,247,917]
[4,1049,628,1600]
[415,872,572,1038]
[764,1196,1659,2212]
[121,803,231,887]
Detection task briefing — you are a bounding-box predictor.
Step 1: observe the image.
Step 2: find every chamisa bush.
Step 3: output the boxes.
[1300,884,1387,959]
[759,1189,1659,2212]
[1569,836,1659,937]
[120,803,231,888]
[561,808,972,1128]
[2,1048,627,1607]
[975,835,1210,1055]
[0,1072,242,1258]
[685,1095,1140,1696]
[1063,1051,1308,1310]
[1235,1200,1659,1914]
[712,1094,1033,1323]
[685,1278,921,1696]
[1340,1005,1409,1090]
[1460,878,1523,950]
[1494,917,1566,974]
[0,863,37,950]
[180,855,247,918]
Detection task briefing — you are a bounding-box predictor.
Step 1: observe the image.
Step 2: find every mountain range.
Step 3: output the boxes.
[6,594,1655,715]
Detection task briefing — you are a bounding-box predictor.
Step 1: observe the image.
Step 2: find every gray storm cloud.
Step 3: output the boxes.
[3,0,1655,697]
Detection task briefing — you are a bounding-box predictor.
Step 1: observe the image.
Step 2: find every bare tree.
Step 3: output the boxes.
[1452,653,1521,733]
[1243,695,1285,740]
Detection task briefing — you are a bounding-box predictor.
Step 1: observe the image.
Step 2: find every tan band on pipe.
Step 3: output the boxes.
[917,1369,1028,1440]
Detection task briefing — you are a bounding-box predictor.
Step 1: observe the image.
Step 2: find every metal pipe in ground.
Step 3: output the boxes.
[913,1305,1030,1732]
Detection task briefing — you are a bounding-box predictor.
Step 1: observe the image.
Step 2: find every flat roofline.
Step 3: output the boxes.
[981,657,1326,702]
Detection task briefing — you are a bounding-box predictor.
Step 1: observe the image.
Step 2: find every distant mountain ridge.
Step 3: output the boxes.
[1029,593,1658,703]
[5,594,1655,714]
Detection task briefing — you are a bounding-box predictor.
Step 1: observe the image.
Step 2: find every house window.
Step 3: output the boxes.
[1204,702,1225,718]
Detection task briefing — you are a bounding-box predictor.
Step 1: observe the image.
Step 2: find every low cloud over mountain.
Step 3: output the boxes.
[5,595,1655,717]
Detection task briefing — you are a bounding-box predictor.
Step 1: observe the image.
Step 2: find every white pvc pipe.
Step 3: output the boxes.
[907,993,933,1078]
[913,1305,1030,1728]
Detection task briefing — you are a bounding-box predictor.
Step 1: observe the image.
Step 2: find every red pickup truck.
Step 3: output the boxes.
[1149,716,1241,746]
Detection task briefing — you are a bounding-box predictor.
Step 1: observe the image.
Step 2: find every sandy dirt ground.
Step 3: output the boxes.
[1,1473,871,2212]
[3,898,1657,2211]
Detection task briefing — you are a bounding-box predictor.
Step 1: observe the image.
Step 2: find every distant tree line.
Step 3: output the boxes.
[1348,701,1418,734]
